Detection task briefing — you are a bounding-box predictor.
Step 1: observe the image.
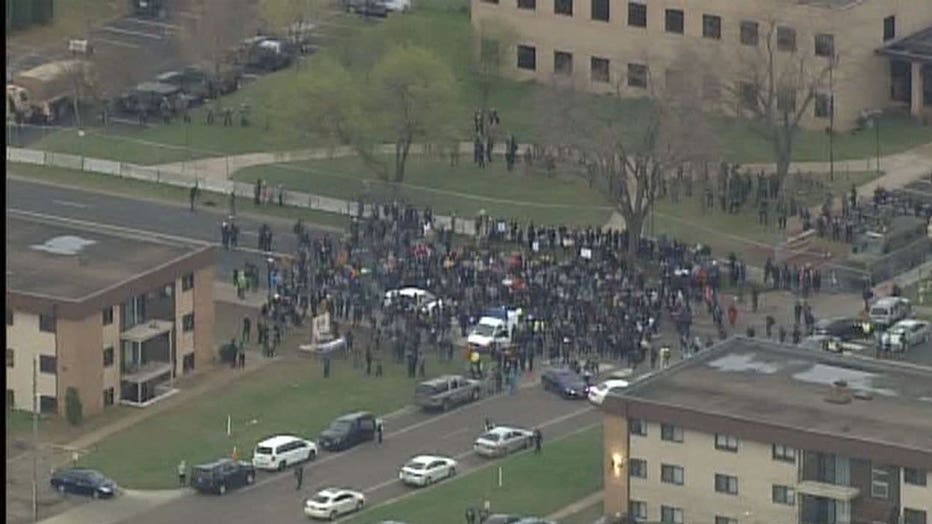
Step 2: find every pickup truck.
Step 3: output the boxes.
[466,307,521,353]
[414,374,482,411]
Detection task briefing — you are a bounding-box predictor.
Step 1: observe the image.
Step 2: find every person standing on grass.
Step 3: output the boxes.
[533,428,542,453]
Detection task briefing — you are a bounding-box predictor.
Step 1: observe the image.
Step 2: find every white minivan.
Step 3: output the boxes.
[870,297,911,329]
[252,435,318,471]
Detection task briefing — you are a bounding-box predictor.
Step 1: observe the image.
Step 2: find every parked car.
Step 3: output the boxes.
[343,0,388,17]
[473,426,534,458]
[869,296,911,329]
[49,468,117,499]
[383,287,447,315]
[882,319,931,352]
[513,519,558,524]
[799,334,844,353]
[587,378,630,405]
[155,67,210,105]
[319,411,380,451]
[384,0,412,12]
[303,487,365,520]
[414,374,482,411]
[191,458,255,495]
[398,454,457,486]
[541,368,589,399]
[482,515,523,524]
[252,435,318,471]
[813,317,863,341]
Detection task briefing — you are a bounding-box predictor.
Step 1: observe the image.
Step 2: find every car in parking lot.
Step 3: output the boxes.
[882,319,931,351]
[343,0,389,17]
[252,435,318,471]
[191,458,255,495]
[384,0,411,12]
[813,317,863,341]
[303,487,365,520]
[319,411,380,451]
[587,378,630,405]
[482,515,522,524]
[513,519,558,524]
[414,374,482,411]
[49,468,117,499]
[473,425,534,458]
[541,368,589,399]
[383,287,448,315]
[398,454,457,486]
[799,334,844,353]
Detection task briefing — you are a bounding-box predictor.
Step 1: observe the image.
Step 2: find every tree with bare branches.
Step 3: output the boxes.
[174,0,258,77]
[472,19,518,112]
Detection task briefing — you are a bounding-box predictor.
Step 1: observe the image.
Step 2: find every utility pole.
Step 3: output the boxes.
[32,355,39,523]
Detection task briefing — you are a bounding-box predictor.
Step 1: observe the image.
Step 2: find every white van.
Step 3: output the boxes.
[869,297,911,329]
[252,435,318,471]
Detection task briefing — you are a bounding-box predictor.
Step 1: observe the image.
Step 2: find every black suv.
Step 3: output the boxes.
[319,411,379,451]
[191,459,255,495]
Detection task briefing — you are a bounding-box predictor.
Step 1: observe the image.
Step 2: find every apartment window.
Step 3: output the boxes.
[591,0,609,21]
[39,314,56,333]
[591,57,610,83]
[715,433,739,452]
[6,348,13,368]
[777,26,797,52]
[629,458,647,478]
[660,506,684,524]
[39,355,57,375]
[102,307,114,326]
[702,14,722,40]
[103,346,114,367]
[661,464,684,485]
[665,9,684,34]
[7,389,14,408]
[779,90,798,114]
[815,93,833,118]
[773,485,796,505]
[517,45,537,70]
[481,0,499,3]
[627,63,648,88]
[103,387,114,407]
[554,50,573,75]
[39,395,57,413]
[6,310,12,326]
[883,15,895,41]
[627,2,646,27]
[716,518,738,524]
[905,467,927,486]
[740,21,759,46]
[554,0,573,16]
[630,501,647,520]
[715,473,739,495]
[815,33,835,57]
[518,0,536,8]
[872,466,890,499]
[772,444,797,463]
[629,418,647,436]
[181,273,195,291]
[182,313,195,332]
[904,509,928,524]
[661,423,683,442]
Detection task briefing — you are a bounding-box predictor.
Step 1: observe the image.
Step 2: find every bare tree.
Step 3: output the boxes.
[174,0,258,76]
[472,19,518,112]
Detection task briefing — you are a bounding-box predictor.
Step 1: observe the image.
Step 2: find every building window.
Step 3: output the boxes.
[660,506,683,524]
[715,473,739,495]
[517,45,537,70]
[627,2,646,27]
[702,14,721,40]
[102,307,114,326]
[39,395,57,413]
[772,444,797,463]
[661,423,683,442]
[554,51,573,75]
[7,389,14,408]
[103,346,114,367]
[661,464,684,485]
[182,313,195,332]
[554,0,573,16]
[773,485,796,505]
[815,33,834,57]
[629,458,647,478]
[103,388,115,407]
[6,348,15,368]
[39,314,56,333]
[777,26,797,52]
[627,63,648,89]
[591,0,608,21]
[740,21,759,46]
[905,467,927,486]
[883,15,895,41]
[39,355,57,375]
[904,509,928,524]
[629,418,647,436]
[714,433,739,452]
[591,57,610,83]
[665,9,684,34]
[872,466,890,499]
[181,273,195,292]
[716,518,738,524]
[630,501,647,520]
[815,93,833,118]
[481,0,499,3]
[6,310,12,326]
[517,0,536,8]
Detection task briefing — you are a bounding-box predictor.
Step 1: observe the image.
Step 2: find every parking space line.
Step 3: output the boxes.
[94,38,141,49]
[99,26,164,40]
[125,17,179,30]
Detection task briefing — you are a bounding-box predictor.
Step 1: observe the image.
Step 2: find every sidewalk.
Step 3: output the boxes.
[545,491,602,521]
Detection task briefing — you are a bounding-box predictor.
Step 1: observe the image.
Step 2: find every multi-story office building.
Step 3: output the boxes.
[602,338,931,524]
[472,0,932,131]
[6,214,215,416]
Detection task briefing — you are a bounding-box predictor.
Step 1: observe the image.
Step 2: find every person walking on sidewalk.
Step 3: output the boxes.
[376,419,384,444]
[294,465,304,490]
[189,182,199,212]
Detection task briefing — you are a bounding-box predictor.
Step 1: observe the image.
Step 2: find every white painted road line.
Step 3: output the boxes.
[94,37,141,49]
[99,25,164,40]
[52,200,90,209]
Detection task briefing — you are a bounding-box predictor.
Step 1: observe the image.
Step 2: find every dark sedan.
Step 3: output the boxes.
[541,368,589,399]
[50,468,117,499]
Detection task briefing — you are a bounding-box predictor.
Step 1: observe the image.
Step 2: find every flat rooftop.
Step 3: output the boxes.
[6,214,201,301]
[615,338,932,454]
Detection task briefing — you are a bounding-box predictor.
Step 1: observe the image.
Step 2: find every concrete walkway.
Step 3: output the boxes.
[546,491,602,521]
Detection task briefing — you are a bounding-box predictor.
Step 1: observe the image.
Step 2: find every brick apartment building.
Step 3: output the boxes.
[5,214,215,417]
[602,338,931,524]
[471,0,932,131]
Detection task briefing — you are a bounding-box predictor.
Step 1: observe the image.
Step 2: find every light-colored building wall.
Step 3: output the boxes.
[101,304,121,406]
[471,0,932,131]
[625,420,797,523]
[174,275,195,377]
[6,311,57,412]
[901,469,932,519]
[191,266,215,371]
[603,413,630,517]
[57,314,105,416]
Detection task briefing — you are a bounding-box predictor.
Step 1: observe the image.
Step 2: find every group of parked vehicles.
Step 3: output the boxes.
[801,296,929,353]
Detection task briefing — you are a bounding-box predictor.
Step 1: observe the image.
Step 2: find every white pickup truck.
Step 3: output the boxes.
[466,307,521,353]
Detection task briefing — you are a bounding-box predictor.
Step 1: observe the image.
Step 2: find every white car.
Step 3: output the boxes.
[383,287,445,314]
[587,379,630,405]
[398,454,457,486]
[303,488,365,520]
[385,0,411,12]
[882,319,931,352]
[252,435,318,471]
[473,426,534,458]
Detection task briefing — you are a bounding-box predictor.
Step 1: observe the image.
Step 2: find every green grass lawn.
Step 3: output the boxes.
[345,425,602,524]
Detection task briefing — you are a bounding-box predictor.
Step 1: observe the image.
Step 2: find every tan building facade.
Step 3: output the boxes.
[471,0,932,131]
